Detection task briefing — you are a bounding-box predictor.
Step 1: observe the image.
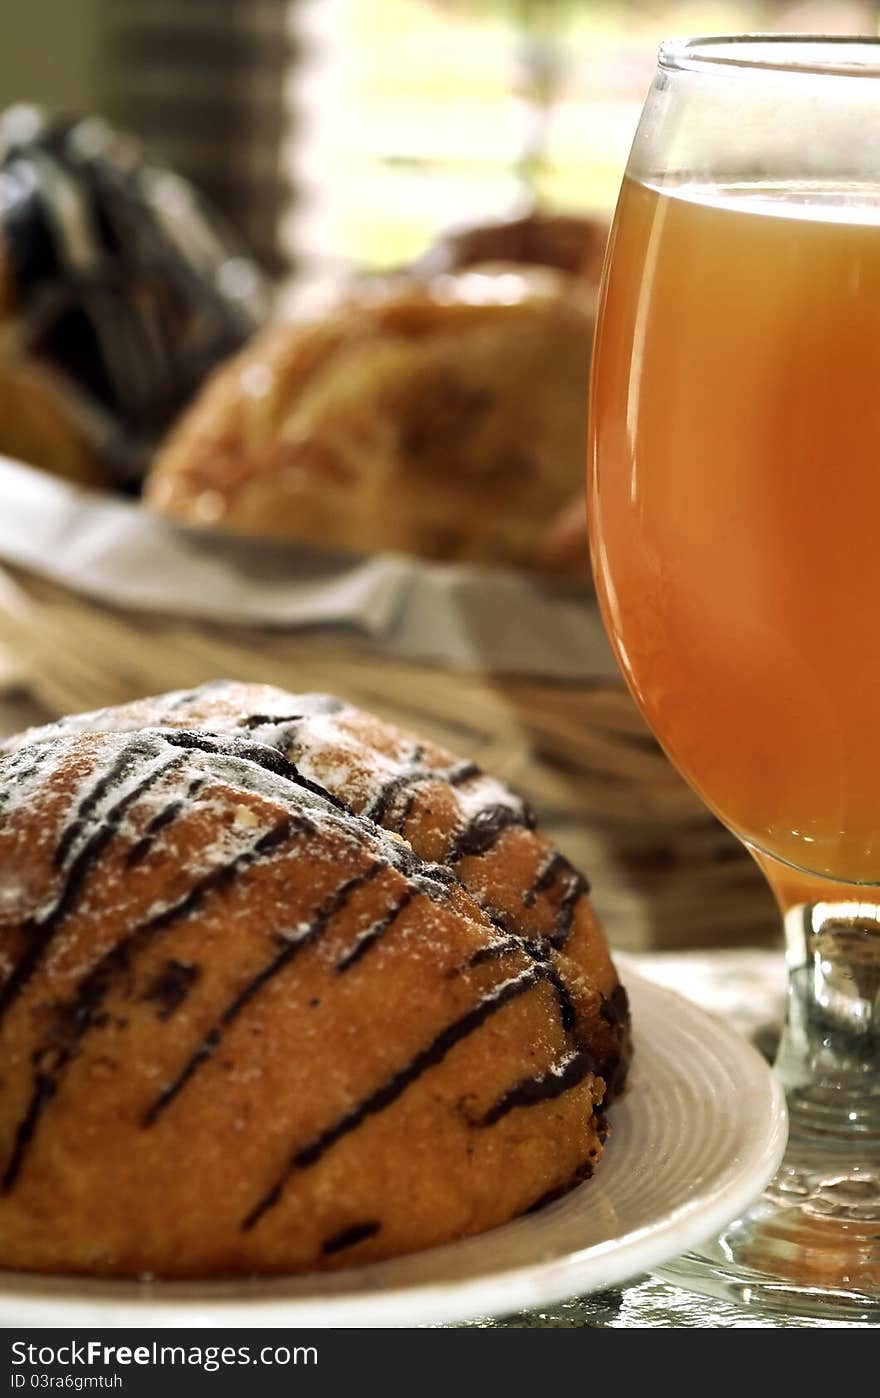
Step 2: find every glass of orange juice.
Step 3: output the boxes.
[589,35,880,1319]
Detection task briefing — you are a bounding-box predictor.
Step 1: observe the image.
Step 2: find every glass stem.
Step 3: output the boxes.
[775,897,880,1145]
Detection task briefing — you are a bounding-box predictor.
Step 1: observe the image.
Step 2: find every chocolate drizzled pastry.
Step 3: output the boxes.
[0,105,268,485]
[0,684,629,1279]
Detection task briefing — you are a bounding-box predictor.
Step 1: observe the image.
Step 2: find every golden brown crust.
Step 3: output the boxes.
[146,269,596,572]
[0,685,628,1279]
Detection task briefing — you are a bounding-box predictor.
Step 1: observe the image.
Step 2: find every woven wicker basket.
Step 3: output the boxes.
[0,558,778,952]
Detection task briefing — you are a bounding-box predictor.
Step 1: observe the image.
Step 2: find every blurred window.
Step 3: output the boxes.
[284,0,880,278]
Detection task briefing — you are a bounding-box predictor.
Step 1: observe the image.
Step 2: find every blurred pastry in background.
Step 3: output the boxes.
[147,266,596,573]
[412,208,609,285]
[0,104,269,487]
[0,356,103,487]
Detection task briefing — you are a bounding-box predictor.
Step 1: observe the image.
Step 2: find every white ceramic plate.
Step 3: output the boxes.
[0,968,787,1328]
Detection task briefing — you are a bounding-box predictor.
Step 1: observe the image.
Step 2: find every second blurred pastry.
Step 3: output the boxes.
[0,356,102,487]
[146,267,597,573]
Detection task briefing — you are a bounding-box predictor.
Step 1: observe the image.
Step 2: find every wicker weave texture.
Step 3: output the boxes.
[0,564,778,951]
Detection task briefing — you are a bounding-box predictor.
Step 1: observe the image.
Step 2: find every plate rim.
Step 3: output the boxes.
[0,969,788,1328]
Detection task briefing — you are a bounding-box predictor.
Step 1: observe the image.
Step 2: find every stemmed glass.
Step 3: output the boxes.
[588,35,880,1320]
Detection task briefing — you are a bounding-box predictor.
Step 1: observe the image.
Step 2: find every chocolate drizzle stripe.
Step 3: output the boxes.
[142,861,387,1126]
[548,872,589,950]
[1,1073,56,1192]
[334,888,415,973]
[364,759,481,826]
[153,729,350,813]
[0,750,185,1026]
[472,901,516,939]
[0,745,56,810]
[522,851,569,907]
[129,821,303,948]
[0,743,50,775]
[240,964,545,1231]
[601,983,630,1029]
[53,741,164,870]
[363,771,430,825]
[389,792,416,835]
[445,802,534,865]
[542,962,577,1034]
[597,984,631,1101]
[476,1049,596,1127]
[0,763,37,812]
[361,739,428,822]
[140,1030,220,1128]
[258,722,308,756]
[465,935,523,969]
[125,798,185,867]
[363,761,444,824]
[232,698,345,731]
[236,713,306,731]
[463,932,576,1033]
[321,1221,381,1256]
[126,773,208,867]
[0,818,302,1190]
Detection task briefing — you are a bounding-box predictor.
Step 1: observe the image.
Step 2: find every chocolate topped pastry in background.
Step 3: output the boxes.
[146,267,597,572]
[0,682,628,1278]
[0,105,269,485]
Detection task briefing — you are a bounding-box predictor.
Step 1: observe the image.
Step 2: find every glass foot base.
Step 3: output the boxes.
[654,1160,880,1322]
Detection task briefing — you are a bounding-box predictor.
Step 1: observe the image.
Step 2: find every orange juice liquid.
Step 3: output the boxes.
[590,176,880,885]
